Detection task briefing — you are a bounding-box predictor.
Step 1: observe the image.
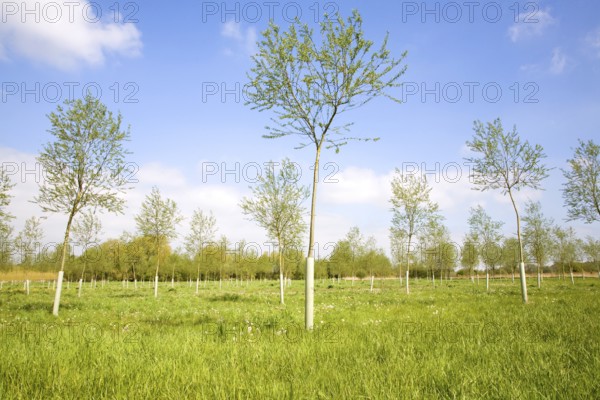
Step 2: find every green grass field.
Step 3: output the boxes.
[1,277,599,399]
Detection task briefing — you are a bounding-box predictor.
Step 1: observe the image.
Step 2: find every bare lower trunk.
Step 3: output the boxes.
[306,257,314,329]
[279,248,284,305]
[570,267,574,285]
[406,235,412,294]
[52,271,64,316]
[508,189,528,303]
[154,275,159,297]
[305,144,322,330]
[53,207,76,316]
[486,269,489,292]
[279,271,285,304]
[370,275,374,292]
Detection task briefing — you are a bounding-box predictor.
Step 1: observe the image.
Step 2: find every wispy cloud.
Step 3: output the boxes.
[508,9,556,42]
[0,0,142,70]
[520,47,570,76]
[220,21,257,56]
[549,47,567,75]
[585,27,600,58]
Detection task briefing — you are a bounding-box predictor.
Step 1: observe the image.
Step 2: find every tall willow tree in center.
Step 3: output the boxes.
[246,10,407,329]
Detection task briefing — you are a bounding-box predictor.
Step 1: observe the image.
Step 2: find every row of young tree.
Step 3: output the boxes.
[0,98,599,316]
[389,118,600,304]
[0,10,599,323]
[2,203,599,290]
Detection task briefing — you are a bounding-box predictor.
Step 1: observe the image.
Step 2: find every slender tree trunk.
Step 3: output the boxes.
[486,267,489,292]
[398,263,403,286]
[53,207,76,316]
[370,275,374,292]
[570,265,574,285]
[194,257,202,294]
[305,144,322,330]
[508,189,528,303]
[406,234,412,294]
[537,265,541,288]
[279,247,284,305]
[154,236,161,298]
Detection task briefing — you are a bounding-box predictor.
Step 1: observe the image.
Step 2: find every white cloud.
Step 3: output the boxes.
[508,9,556,42]
[137,162,186,188]
[220,21,257,56]
[221,21,242,40]
[321,166,392,208]
[549,47,567,75]
[0,146,587,260]
[0,0,142,70]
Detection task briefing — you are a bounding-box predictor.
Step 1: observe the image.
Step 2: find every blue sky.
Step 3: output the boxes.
[1,0,599,260]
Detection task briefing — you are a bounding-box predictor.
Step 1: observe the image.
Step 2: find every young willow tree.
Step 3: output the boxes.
[184,209,217,294]
[390,171,440,294]
[0,166,15,221]
[421,218,455,286]
[15,217,44,266]
[522,201,555,288]
[15,216,44,294]
[346,226,364,285]
[553,226,579,284]
[0,168,15,269]
[240,159,309,305]
[71,210,102,297]
[465,118,549,303]
[246,10,407,329]
[135,186,183,298]
[562,139,600,223]
[467,205,504,291]
[461,236,478,283]
[582,236,600,279]
[35,94,132,315]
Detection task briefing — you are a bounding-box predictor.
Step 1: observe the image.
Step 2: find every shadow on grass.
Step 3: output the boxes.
[208,293,255,302]
[108,291,147,299]
[8,300,77,312]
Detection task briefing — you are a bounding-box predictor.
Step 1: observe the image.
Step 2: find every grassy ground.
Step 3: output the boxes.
[0,277,599,399]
